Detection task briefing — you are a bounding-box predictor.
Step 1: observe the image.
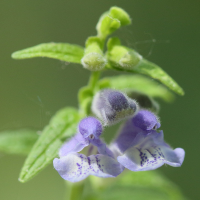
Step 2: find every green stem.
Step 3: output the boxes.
[88,71,101,91]
[78,71,101,116]
[65,181,85,200]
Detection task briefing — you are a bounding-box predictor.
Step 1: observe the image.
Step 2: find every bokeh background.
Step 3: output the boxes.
[0,0,199,199]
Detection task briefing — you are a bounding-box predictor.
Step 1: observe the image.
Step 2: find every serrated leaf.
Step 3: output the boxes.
[98,75,174,102]
[88,171,187,200]
[19,107,81,183]
[0,129,38,155]
[12,43,84,63]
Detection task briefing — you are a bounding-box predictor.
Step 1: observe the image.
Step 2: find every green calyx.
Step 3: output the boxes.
[96,6,131,40]
[106,37,142,69]
[81,37,106,71]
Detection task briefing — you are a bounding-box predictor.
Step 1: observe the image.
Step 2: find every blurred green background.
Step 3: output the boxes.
[0,0,199,199]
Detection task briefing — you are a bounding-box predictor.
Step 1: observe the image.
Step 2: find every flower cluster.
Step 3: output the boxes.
[53,89,185,182]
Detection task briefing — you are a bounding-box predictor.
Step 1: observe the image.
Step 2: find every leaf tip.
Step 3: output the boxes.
[11,52,18,59]
[179,88,185,96]
[18,177,25,183]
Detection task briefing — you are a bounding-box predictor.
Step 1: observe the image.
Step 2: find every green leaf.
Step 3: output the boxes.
[12,43,84,63]
[19,107,81,183]
[0,129,38,155]
[133,59,184,96]
[88,171,187,200]
[106,60,184,96]
[106,38,184,96]
[98,75,174,102]
[96,7,131,39]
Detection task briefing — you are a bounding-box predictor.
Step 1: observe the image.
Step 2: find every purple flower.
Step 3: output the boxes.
[53,117,124,182]
[112,110,185,171]
[54,96,185,182]
[92,89,138,126]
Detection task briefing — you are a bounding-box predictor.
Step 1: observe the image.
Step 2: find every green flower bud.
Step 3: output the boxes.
[81,37,106,71]
[119,51,142,69]
[109,6,131,26]
[106,37,142,70]
[96,7,131,39]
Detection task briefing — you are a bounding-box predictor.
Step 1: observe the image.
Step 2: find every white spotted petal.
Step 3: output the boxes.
[117,131,185,171]
[53,152,124,182]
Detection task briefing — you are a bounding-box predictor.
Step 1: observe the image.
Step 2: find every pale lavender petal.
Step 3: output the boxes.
[117,131,185,171]
[59,132,89,157]
[90,138,114,158]
[114,119,141,153]
[53,153,89,182]
[53,152,124,182]
[89,154,124,177]
[114,110,161,153]
[59,117,103,157]
[162,147,185,167]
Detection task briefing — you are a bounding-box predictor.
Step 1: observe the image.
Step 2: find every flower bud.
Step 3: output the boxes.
[79,117,103,139]
[106,37,142,69]
[81,52,106,71]
[92,89,138,126]
[119,51,142,69]
[81,37,106,71]
[96,7,131,40]
[109,7,131,26]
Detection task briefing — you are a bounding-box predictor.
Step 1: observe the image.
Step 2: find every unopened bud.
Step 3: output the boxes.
[119,51,142,69]
[81,37,106,71]
[92,89,138,126]
[106,37,142,70]
[96,7,131,39]
[81,52,106,71]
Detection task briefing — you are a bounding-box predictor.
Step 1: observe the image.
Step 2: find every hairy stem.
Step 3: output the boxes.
[88,71,100,91]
